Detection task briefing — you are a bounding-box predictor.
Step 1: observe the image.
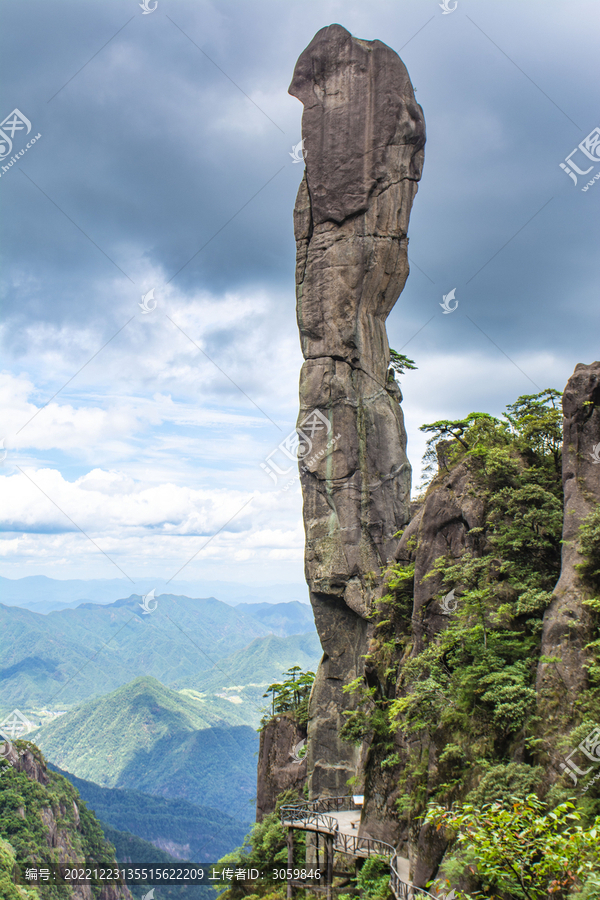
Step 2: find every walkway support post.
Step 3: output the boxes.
[325,834,334,900]
[287,828,294,900]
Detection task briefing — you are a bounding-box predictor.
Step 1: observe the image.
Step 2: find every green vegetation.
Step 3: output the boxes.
[577,507,600,692]
[35,677,259,822]
[212,791,306,900]
[0,742,123,899]
[578,506,600,595]
[419,389,561,486]
[425,795,600,900]
[340,389,600,890]
[0,837,39,899]
[50,766,247,861]
[262,667,315,727]
[338,856,391,900]
[388,350,417,378]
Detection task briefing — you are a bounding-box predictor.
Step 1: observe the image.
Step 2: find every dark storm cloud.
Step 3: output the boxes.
[0,0,598,582]
[0,0,598,363]
[0,0,300,334]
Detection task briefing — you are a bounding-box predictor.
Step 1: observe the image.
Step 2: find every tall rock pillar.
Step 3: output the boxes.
[537,362,600,752]
[289,24,425,798]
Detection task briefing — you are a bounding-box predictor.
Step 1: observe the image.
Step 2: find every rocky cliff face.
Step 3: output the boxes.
[396,463,486,654]
[360,365,599,886]
[537,362,600,747]
[256,714,307,822]
[0,740,132,900]
[282,22,599,891]
[289,22,425,800]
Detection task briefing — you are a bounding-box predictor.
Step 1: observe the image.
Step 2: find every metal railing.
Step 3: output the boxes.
[280,805,339,835]
[334,830,395,860]
[390,858,438,900]
[311,795,356,814]
[280,801,439,900]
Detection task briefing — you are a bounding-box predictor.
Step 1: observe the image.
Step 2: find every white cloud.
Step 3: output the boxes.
[0,339,573,581]
[0,461,305,582]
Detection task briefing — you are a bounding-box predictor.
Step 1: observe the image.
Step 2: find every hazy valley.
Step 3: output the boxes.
[0,583,320,877]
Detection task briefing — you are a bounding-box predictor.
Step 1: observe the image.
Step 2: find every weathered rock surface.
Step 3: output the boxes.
[286,29,599,878]
[290,23,425,799]
[360,462,484,882]
[396,462,486,653]
[256,715,307,821]
[3,741,132,899]
[537,362,600,745]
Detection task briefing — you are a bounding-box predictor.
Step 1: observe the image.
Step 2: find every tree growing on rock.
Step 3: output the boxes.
[262,668,315,726]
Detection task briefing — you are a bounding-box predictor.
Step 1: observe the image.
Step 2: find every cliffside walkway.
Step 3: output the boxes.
[280,798,438,899]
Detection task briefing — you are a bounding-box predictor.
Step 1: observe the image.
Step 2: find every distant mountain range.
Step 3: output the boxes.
[0,590,320,837]
[0,594,318,711]
[99,824,213,899]
[189,631,320,713]
[234,601,315,636]
[34,676,260,822]
[0,574,307,612]
[50,765,248,861]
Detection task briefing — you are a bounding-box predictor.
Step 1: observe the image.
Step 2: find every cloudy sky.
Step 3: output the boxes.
[0,0,598,590]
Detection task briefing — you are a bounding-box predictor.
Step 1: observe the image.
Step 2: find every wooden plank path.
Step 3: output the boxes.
[280,798,438,899]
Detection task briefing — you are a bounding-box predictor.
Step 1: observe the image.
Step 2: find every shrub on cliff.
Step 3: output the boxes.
[425,795,600,899]
[212,791,305,900]
[340,390,577,819]
[0,837,39,900]
[261,668,315,728]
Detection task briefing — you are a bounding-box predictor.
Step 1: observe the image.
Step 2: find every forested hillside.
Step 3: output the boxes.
[50,766,247,861]
[34,677,259,821]
[0,741,132,899]
[0,595,272,708]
